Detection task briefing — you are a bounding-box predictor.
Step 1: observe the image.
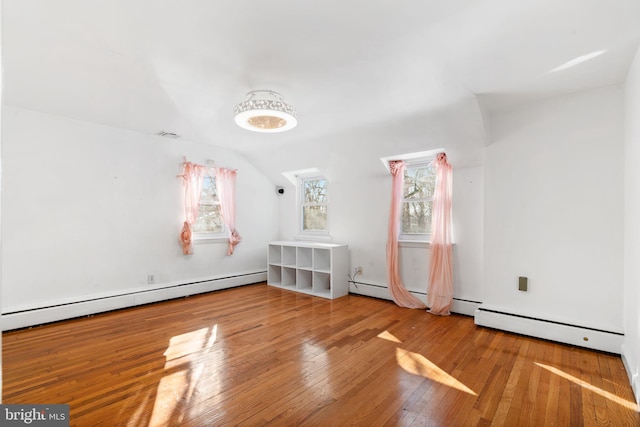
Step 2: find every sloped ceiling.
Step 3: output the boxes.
[4,0,640,178]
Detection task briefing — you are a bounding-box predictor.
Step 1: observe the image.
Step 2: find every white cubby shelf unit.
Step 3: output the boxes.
[267,241,349,299]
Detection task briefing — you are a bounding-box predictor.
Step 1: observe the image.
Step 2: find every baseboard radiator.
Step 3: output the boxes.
[348,281,481,317]
[474,306,624,354]
[2,271,267,331]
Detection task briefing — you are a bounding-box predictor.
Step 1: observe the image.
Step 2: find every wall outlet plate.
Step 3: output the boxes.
[518,276,528,291]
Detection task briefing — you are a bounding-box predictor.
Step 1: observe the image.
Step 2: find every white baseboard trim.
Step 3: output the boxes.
[475,306,624,354]
[2,271,266,331]
[450,299,482,317]
[348,281,481,316]
[349,281,392,300]
[621,344,640,406]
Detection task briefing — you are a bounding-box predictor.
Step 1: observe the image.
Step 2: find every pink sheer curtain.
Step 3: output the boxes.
[216,167,241,255]
[428,153,453,315]
[177,162,210,255]
[387,160,427,309]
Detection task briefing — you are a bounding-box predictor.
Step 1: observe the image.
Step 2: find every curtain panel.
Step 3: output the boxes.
[177,161,211,255]
[386,160,427,309]
[216,167,242,255]
[427,153,453,315]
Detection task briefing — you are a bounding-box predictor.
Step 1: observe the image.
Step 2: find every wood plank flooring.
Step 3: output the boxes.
[3,283,639,426]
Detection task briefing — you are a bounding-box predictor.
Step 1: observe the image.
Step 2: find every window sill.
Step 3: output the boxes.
[294,234,332,243]
[398,240,430,248]
[397,241,456,248]
[193,235,228,245]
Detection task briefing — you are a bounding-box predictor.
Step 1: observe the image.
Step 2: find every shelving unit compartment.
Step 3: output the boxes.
[313,271,331,295]
[268,265,282,285]
[297,269,313,291]
[283,246,297,266]
[282,267,296,287]
[268,244,282,264]
[297,247,313,269]
[314,248,331,271]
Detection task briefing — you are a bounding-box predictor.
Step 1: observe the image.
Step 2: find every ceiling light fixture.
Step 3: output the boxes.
[234,90,297,133]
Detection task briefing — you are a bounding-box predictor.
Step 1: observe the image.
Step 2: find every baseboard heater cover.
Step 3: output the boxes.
[348,281,481,317]
[2,271,267,331]
[474,306,623,354]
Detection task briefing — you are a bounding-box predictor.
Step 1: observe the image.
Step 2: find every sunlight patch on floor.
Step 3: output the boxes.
[163,327,214,362]
[377,330,402,343]
[149,370,189,426]
[148,325,219,426]
[121,389,154,426]
[536,362,639,412]
[396,348,477,396]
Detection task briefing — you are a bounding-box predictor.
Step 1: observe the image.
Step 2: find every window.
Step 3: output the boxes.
[401,162,436,237]
[300,176,328,233]
[192,175,225,236]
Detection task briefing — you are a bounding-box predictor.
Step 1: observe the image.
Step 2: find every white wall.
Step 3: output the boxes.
[484,85,624,332]
[0,7,4,399]
[274,103,485,312]
[623,46,640,404]
[1,107,278,314]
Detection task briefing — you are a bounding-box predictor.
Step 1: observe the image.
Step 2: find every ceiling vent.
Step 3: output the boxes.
[157,131,181,139]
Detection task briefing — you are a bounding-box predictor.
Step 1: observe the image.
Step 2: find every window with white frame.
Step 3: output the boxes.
[300,176,329,233]
[401,161,436,238]
[192,175,225,236]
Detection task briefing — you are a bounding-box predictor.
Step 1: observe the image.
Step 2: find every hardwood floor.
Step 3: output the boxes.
[3,283,638,426]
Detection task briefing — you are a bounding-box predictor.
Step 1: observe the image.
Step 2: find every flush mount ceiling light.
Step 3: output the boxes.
[234,90,297,133]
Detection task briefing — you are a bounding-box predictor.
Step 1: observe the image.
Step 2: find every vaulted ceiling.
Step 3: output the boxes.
[4,0,640,177]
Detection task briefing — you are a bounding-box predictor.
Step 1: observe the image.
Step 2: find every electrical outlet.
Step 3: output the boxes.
[356,266,363,275]
[148,274,156,285]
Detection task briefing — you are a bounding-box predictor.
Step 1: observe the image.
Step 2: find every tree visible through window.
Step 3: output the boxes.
[193,176,224,234]
[301,177,328,232]
[402,163,436,235]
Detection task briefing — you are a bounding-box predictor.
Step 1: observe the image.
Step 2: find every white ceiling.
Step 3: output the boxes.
[4,0,640,176]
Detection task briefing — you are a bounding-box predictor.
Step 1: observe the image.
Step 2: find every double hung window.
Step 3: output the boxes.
[193,175,225,237]
[401,162,436,239]
[300,176,328,234]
